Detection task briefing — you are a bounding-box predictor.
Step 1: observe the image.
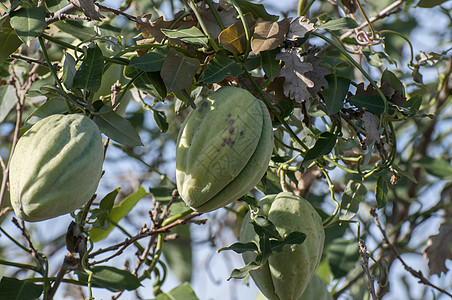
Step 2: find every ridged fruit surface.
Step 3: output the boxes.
[255,274,332,300]
[176,86,273,212]
[240,192,325,300]
[9,114,104,222]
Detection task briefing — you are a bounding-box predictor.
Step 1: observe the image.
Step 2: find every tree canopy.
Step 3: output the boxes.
[0,0,452,299]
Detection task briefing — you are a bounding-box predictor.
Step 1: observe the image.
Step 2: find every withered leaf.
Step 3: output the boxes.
[275,49,314,103]
[136,11,193,43]
[289,166,322,198]
[251,18,290,54]
[219,13,256,54]
[424,223,452,276]
[361,111,380,146]
[304,51,330,96]
[198,1,237,38]
[69,0,103,21]
[286,16,315,41]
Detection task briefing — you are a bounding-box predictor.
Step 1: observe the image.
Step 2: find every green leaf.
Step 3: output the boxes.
[0,277,43,300]
[363,50,383,67]
[340,180,367,220]
[392,163,418,183]
[256,170,283,195]
[228,261,262,279]
[160,48,200,93]
[62,53,77,89]
[162,219,193,283]
[154,282,199,300]
[239,195,259,207]
[54,19,96,41]
[24,96,68,129]
[417,0,450,8]
[72,44,104,92]
[348,94,385,114]
[257,235,272,264]
[269,231,306,253]
[322,74,350,115]
[381,69,405,97]
[402,95,422,117]
[76,266,141,292]
[218,242,259,253]
[375,176,389,209]
[153,110,169,133]
[93,106,143,146]
[161,27,209,47]
[45,0,68,12]
[129,69,167,100]
[10,7,46,43]
[199,54,243,84]
[100,188,120,211]
[415,156,452,180]
[0,16,22,63]
[235,0,278,21]
[302,132,337,167]
[319,17,358,30]
[129,47,169,72]
[251,216,281,239]
[327,238,359,278]
[90,188,120,228]
[89,186,148,242]
[323,56,349,70]
[149,187,175,203]
[260,49,281,81]
[0,85,16,122]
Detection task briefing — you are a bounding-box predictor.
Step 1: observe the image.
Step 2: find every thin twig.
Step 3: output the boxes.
[359,240,378,300]
[319,0,405,55]
[340,0,405,40]
[88,212,205,262]
[12,218,46,273]
[0,62,40,210]
[10,54,61,71]
[371,209,452,298]
[96,3,137,22]
[47,254,80,300]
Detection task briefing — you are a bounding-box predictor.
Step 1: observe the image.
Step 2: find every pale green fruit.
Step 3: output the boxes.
[240,192,325,300]
[9,114,104,222]
[255,274,332,300]
[176,86,273,212]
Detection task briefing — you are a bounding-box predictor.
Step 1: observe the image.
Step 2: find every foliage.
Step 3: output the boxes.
[0,0,452,299]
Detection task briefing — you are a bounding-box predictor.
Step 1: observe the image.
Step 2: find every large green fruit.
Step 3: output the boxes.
[240,192,325,300]
[255,274,333,300]
[9,114,104,222]
[176,86,273,212]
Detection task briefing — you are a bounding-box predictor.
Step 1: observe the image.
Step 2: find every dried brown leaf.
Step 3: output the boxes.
[251,18,290,54]
[219,13,256,54]
[69,0,103,20]
[136,11,193,43]
[346,82,379,100]
[275,49,314,103]
[361,111,380,146]
[289,166,322,198]
[198,1,237,38]
[424,223,452,276]
[304,51,330,96]
[286,16,314,41]
[266,77,286,104]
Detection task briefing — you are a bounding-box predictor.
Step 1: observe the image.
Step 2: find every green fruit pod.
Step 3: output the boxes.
[176,86,273,213]
[240,192,325,300]
[255,274,332,300]
[9,114,104,222]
